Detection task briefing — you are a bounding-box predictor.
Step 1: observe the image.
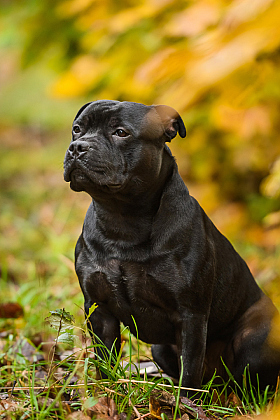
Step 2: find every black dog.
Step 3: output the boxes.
[64,100,280,393]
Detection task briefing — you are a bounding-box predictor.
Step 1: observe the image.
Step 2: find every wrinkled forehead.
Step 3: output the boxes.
[74,100,156,134]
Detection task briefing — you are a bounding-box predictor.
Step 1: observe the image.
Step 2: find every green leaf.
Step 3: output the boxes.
[83,303,98,325]
[88,302,98,317]
[57,332,74,345]
[45,308,75,333]
[83,396,98,409]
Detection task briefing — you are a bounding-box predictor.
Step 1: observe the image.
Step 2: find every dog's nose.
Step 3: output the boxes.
[68,141,90,158]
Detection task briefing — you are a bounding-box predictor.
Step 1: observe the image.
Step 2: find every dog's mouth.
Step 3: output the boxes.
[64,163,103,183]
[66,168,90,191]
[64,166,86,183]
[107,183,122,190]
[65,164,126,193]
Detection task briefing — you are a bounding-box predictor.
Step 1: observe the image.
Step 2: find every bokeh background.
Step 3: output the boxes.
[1,0,280,335]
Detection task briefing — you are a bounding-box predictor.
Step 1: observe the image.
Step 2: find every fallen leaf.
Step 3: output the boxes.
[67,411,91,420]
[0,302,23,318]
[150,390,209,420]
[0,396,22,414]
[86,396,120,420]
[149,393,163,419]
[181,396,210,420]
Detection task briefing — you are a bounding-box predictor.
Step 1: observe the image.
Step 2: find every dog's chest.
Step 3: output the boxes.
[84,258,178,343]
[89,259,175,308]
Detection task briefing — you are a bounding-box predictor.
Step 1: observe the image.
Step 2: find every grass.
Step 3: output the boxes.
[0,307,279,419]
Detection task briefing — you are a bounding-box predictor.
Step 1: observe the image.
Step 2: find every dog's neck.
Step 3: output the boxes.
[90,151,176,246]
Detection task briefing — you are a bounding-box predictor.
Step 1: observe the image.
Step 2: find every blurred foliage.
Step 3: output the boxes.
[0,0,280,335]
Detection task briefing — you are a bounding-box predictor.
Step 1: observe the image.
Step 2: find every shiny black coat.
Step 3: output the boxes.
[64,100,280,393]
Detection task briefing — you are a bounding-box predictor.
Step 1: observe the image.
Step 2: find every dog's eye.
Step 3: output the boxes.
[114,129,129,138]
[73,125,81,134]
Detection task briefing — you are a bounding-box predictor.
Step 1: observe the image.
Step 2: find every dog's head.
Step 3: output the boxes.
[64,100,186,197]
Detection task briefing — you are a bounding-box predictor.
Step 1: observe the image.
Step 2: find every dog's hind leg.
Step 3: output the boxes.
[231,295,280,390]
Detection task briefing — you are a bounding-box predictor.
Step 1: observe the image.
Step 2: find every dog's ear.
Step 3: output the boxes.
[73,102,92,122]
[154,105,186,141]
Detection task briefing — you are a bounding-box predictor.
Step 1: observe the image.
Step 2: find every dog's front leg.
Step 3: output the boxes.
[85,301,121,379]
[177,314,207,395]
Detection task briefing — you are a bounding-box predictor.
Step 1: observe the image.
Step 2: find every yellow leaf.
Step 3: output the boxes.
[261,158,280,198]
[135,48,191,106]
[213,105,271,138]
[56,0,98,17]
[222,0,274,30]
[49,72,85,98]
[166,1,220,37]
[49,55,106,98]
[109,5,155,34]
